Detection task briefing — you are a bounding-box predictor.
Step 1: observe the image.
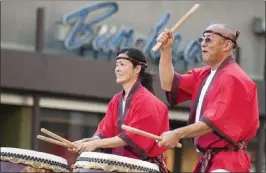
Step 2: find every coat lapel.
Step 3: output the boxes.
[117,79,142,129]
[116,79,142,155]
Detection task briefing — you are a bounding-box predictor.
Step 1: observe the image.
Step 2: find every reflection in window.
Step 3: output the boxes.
[39,108,104,165]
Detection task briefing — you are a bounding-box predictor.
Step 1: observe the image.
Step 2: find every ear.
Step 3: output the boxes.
[223,40,234,52]
[134,65,142,74]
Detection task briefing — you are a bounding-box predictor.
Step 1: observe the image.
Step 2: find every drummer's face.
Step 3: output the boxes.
[115,55,140,85]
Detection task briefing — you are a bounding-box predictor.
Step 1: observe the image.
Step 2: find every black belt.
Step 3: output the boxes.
[197,141,247,173]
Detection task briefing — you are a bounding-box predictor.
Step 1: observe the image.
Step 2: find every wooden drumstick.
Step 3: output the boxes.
[37,135,72,148]
[41,128,75,148]
[121,125,182,148]
[152,3,200,52]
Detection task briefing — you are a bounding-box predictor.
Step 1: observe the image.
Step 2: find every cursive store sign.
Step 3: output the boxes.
[55,2,209,71]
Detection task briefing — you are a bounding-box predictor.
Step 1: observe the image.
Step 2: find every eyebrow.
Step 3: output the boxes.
[202,34,214,38]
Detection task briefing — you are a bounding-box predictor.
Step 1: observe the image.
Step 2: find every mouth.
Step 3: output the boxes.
[116,74,122,78]
[202,50,208,53]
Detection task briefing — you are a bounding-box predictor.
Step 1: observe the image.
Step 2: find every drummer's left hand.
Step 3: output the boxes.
[73,140,99,154]
[158,129,182,148]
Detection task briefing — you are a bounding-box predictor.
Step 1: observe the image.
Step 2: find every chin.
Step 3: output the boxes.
[116,78,125,84]
[202,57,207,63]
[116,79,121,84]
[202,55,211,64]
[202,58,208,64]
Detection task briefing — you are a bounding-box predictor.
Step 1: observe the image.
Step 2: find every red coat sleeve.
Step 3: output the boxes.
[201,75,259,146]
[119,97,169,157]
[165,68,201,106]
[94,97,116,138]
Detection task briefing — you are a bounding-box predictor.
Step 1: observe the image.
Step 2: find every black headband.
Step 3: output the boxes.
[116,56,148,68]
[203,30,240,49]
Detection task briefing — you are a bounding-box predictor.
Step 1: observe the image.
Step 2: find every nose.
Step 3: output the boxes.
[115,66,120,74]
[201,40,207,49]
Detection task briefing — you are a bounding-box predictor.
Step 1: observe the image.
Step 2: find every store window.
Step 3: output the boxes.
[38,108,105,165]
[0,104,32,149]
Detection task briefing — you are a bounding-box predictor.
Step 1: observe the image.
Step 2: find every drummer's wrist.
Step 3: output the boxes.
[83,136,100,142]
[92,136,101,140]
[173,128,185,139]
[95,136,126,149]
[83,138,91,142]
[95,140,104,148]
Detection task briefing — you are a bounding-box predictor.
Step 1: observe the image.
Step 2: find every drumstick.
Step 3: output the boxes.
[152,3,200,52]
[37,135,72,148]
[40,128,75,148]
[121,125,182,148]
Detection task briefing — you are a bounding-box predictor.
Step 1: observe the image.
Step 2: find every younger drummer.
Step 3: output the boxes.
[70,48,170,173]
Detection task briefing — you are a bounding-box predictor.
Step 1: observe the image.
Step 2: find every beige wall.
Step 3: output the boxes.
[1,0,265,79]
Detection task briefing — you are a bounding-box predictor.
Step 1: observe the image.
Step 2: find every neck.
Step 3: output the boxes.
[122,78,138,100]
[210,54,231,70]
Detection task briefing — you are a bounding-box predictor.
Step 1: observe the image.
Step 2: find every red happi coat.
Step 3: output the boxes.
[94,80,170,160]
[166,57,259,172]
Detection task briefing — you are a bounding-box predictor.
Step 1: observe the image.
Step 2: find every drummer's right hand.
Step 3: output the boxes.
[72,138,88,146]
[156,28,174,50]
[67,146,75,153]
[73,136,100,145]
[68,136,100,153]
[68,139,88,153]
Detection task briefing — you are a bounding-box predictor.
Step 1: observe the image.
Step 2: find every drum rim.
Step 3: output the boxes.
[0,147,68,164]
[73,152,160,172]
[0,147,70,172]
[73,157,159,172]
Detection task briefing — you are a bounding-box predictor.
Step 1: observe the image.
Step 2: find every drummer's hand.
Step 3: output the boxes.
[73,140,99,154]
[73,136,100,145]
[68,136,100,152]
[68,139,86,153]
[156,28,174,50]
[158,129,182,148]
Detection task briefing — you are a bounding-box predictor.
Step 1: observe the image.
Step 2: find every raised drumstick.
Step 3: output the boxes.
[37,135,72,148]
[152,3,200,52]
[121,124,182,148]
[41,128,75,148]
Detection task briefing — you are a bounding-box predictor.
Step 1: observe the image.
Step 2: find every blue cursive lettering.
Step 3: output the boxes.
[61,2,118,50]
[60,2,207,72]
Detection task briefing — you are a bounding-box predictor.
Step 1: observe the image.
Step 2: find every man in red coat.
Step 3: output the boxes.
[70,48,170,172]
[156,24,259,172]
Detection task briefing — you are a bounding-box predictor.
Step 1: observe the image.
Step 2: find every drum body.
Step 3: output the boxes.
[72,152,160,172]
[0,147,70,172]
